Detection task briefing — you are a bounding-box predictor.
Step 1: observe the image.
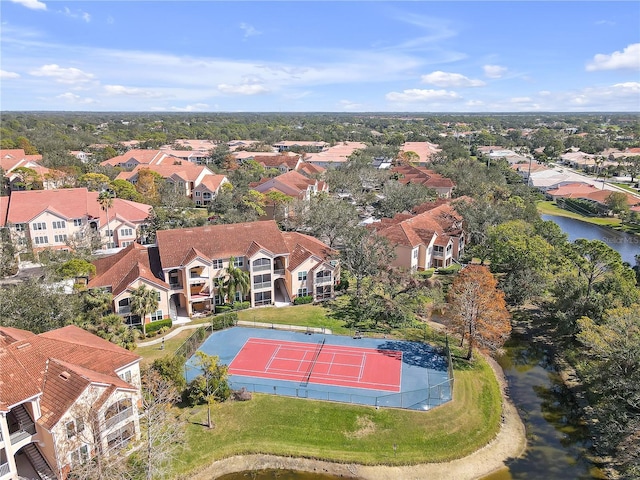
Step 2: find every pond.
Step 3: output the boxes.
[541,214,639,265]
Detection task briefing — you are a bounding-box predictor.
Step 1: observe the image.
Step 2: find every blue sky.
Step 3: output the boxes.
[1,1,639,112]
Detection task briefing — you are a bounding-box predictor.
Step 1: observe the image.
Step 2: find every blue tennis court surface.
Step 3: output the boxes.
[186,326,453,410]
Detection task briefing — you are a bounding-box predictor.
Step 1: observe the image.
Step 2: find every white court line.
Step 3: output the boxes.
[263,345,282,372]
[358,353,366,381]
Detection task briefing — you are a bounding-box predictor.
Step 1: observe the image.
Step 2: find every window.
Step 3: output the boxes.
[71,445,89,466]
[54,234,68,243]
[434,246,444,254]
[413,248,419,259]
[34,236,49,245]
[298,271,307,281]
[150,310,163,322]
[233,257,244,267]
[119,370,132,383]
[212,259,223,269]
[74,218,83,226]
[121,241,132,247]
[52,221,66,229]
[315,270,331,279]
[253,273,271,289]
[155,291,161,301]
[252,258,271,270]
[66,420,76,439]
[105,229,113,237]
[254,291,272,306]
[194,191,201,197]
[76,417,85,434]
[234,291,242,302]
[195,200,202,205]
[32,222,46,231]
[15,223,26,231]
[297,288,307,297]
[120,228,133,237]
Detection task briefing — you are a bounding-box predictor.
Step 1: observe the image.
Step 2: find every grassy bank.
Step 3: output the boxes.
[536,200,622,227]
[171,356,501,477]
[236,304,352,335]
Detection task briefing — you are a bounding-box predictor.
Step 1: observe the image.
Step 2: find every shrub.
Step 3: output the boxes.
[418,269,435,279]
[294,295,314,305]
[145,318,172,335]
[232,387,252,401]
[215,305,233,314]
[436,264,462,275]
[232,301,250,311]
[335,279,349,291]
[184,375,231,406]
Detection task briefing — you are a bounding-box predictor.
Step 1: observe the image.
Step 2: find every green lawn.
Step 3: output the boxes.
[236,303,352,335]
[536,200,622,227]
[171,357,502,477]
[136,328,196,364]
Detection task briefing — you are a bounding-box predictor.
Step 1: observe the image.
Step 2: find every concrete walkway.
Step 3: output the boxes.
[137,320,332,348]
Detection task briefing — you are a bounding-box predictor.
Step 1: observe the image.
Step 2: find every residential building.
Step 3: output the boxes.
[192,175,230,206]
[0,188,151,258]
[370,199,466,270]
[0,149,66,191]
[391,165,455,198]
[100,149,172,169]
[273,141,328,153]
[304,142,367,168]
[0,325,142,480]
[88,221,339,318]
[114,163,227,199]
[399,142,441,165]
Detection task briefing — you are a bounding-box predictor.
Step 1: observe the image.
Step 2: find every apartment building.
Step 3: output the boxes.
[0,188,151,258]
[0,325,142,480]
[88,221,339,321]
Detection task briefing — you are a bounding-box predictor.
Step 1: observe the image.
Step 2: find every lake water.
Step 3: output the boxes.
[540,214,639,265]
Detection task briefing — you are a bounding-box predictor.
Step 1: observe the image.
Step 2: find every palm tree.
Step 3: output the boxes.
[224,256,250,305]
[130,284,159,336]
[98,190,115,248]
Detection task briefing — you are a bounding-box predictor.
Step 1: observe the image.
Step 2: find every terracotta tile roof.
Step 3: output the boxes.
[252,170,323,198]
[101,149,168,167]
[253,155,302,170]
[1,325,140,418]
[4,188,151,225]
[116,163,213,183]
[305,142,367,165]
[196,174,228,192]
[181,247,211,266]
[579,190,640,206]
[0,149,43,171]
[89,243,168,296]
[282,232,335,268]
[392,165,455,189]
[400,142,442,163]
[297,162,325,177]
[546,183,598,197]
[156,220,290,268]
[0,195,9,226]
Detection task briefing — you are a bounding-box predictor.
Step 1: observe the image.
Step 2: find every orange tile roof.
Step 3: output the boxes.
[579,190,640,206]
[4,188,151,225]
[282,231,335,270]
[0,325,140,418]
[89,243,168,296]
[253,155,302,170]
[392,165,455,189]
[101,149,168,167]
[400,142,441,163]
[116,162,213,183]
[156,220,290,268]
[196,174,228,192]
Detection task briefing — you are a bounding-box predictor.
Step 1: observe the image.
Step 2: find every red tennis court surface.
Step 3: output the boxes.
[229,338,402,392]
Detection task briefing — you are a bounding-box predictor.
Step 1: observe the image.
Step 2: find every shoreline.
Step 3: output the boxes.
[190,355,526,480]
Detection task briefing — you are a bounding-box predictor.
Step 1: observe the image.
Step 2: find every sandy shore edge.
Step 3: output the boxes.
[192,356,526,480]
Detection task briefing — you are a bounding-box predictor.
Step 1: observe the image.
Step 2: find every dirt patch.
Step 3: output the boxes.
[344,416,376,439]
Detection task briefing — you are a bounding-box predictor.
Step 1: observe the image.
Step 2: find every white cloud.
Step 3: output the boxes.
[586,43,640,71]
[483,64,507,79]
[339,100,364,111]
[29,64,94,84]
[61,7,91,22]
[9,0,46,11]
[385,89,460,103]
[56,92,95,104]
[0,70,21,79]
[239,23,261,39]
[168,103,210,112]
[510,97,532,103]
[466,100,484,107]
[217,83,269,95]
[421,71,485,87]
[103,85,162,97]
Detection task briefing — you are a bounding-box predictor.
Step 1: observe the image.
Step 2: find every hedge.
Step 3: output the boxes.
[293,295,314,305]
[145,318,172,335]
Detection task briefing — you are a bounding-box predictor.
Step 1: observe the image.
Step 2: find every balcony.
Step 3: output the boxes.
[315,277,332,285]
[252,264,271,272]
[273,269,285,276]
[105,406,134,430]
[10,421,36,445]
[0,462,9,476]
[252,281,272,290]
[169,282,183,290]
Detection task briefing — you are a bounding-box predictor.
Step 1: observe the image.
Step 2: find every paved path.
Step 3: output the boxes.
[137,320,332,347]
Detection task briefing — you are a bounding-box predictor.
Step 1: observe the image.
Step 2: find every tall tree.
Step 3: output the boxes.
[188,351,230,429]
[138,368,185,480]
[446,265,511,360]
[97,190,115,248]
[297,192,359,248]
[130,284,159,336]
[224,256,250,305]
[577,306,640,478]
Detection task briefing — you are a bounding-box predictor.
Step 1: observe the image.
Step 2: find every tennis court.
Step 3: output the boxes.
[186,326,452,411]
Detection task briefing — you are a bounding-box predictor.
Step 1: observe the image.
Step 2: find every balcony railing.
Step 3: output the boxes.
[252,264,271,272]
[315,277,332,285]
[117,306,131,315]
[0,462,10,476]
[10,422,36,444]
[105,407,133,430]
[169,282,183,290]
[252,281,272,290]
[273,269,285,276]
